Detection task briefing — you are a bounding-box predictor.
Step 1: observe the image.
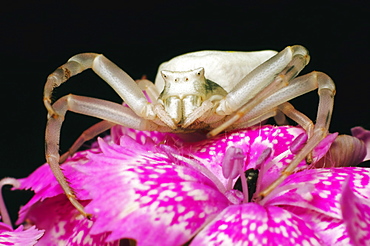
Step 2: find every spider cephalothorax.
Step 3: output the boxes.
[159,67,227,128]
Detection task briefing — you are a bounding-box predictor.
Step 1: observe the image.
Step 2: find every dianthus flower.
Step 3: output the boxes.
[4,125,370,245]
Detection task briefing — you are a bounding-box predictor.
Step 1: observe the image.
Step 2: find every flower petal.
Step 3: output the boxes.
[267,167,370,216]
[20,195,120,246]
[14,125,347,245]
[16,149,97,224]
[341,174,370,245]
[265,167,370,245]
[77,138,230,245]
[0,224,44,246]
[110,125,181,146]
[188,126,308,187]
[190,203,323,246]
[188,126,336,192]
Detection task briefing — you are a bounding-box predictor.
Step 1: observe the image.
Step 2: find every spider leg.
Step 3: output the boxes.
[277,102,314,136]
[182,100,217,128]
[44,53,155,120]
[218,102,314,136]
[212,108,278,130]
[277,102,317,163]
[209,68,320,137]
[273,110,289,126]
[59,78,161,163]
[258,72,335,199]
[136,78,160,103]
[59,120,116,163]
[236,72,327,127]
[45,94,167,217]
[216,72,332,167]
[209,45,310,136]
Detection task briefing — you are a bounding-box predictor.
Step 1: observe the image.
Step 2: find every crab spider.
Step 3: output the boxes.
[44,45,335,218]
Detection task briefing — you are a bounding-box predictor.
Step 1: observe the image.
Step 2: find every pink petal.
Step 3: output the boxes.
[265,167,370,245]
[21,195,119,246]
[190,203,323,246]
[16,149,97,224]
[187,126,308,188]
[311,132,338,163]
[77,138,230,245]
[111,125,337,191]
[110,125,181,146]
[14,125,344,245]
[0,224,44,246]
[341,173,370,245]
[279,205,351,245]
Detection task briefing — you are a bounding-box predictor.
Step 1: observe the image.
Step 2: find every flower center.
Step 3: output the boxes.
[233,168,259,202]
[222,146,274,204]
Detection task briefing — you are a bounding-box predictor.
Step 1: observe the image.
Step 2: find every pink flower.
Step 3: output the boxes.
[10,125,370,245]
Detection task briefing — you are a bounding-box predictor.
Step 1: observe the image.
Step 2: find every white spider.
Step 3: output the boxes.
[44,45,335,217]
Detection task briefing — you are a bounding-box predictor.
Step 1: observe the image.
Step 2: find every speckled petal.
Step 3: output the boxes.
[14,125,347,245]
[0,224,44,246]
[265,167,370,245]
[341,173,370,245]
[77,138,230,245]
[186,126,304,186]
[186,126,336,190]
[190,203,323,246]
[266,168,370,217]
[110,125,181,146]
[20,195,120,246]
[16,149,98,224]
[280,205,350,245]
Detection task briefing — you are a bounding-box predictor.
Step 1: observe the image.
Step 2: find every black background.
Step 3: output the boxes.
[1,1,369,222]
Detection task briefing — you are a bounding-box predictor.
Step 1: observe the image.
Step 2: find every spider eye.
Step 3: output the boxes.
[185,77,189,81]
[161,71,169,79]
[195,67,204,76]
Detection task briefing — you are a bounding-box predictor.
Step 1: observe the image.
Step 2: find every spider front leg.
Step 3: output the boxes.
[258,72,336,199]
[59,120,116,163]
[45,95,168,217]
[209,45,310,137]
[204,47,334,199]
[44,53,155,119]
[58,78,160,164]
[213,71,335,198]
[43,54,174,216]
